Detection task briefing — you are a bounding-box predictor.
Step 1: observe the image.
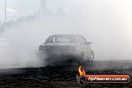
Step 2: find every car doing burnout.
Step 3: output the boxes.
[39,34,94,65]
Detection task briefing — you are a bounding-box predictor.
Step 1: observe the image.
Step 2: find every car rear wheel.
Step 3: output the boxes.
[90,51,94,61]
[81,51,94,66]
[82,52,94,61]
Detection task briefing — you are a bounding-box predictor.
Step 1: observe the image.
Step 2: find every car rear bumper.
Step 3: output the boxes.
[40,51,82,62]
[43,51,80,56]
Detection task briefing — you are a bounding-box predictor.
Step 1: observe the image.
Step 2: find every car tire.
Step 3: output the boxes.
[81,51,94,66]
[90,51,94,61]
[82,51,94,61]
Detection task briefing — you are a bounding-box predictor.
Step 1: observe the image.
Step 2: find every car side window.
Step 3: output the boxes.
[45,36,55,43]
[51,36,56,43]
[76,36,87,44]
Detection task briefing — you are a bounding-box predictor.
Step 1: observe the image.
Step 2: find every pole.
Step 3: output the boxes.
[5,0,6,24]
[40,0,43,16]
[40,0,47,16]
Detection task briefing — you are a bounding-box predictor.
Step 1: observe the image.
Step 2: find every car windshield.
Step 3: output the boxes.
[46,35,76,43]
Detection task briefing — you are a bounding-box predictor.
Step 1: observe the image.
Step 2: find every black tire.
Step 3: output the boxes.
[81,51,94,66]
[90,51,94,61]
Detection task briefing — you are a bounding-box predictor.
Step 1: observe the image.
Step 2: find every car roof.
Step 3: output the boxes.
[50,34,82,37]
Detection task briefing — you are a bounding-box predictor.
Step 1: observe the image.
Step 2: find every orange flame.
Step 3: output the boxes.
[78,65,86,76]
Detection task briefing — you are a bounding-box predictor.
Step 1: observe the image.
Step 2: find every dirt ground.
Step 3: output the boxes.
[0,60,131,88]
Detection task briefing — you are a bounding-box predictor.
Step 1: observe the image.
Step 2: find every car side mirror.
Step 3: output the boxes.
[85,42,92,45]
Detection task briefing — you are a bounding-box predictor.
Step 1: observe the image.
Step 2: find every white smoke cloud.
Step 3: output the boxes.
[0,0,132,68]
[7,8,18,16]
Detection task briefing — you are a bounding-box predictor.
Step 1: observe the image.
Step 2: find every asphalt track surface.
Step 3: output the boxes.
[0,60,132,88]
